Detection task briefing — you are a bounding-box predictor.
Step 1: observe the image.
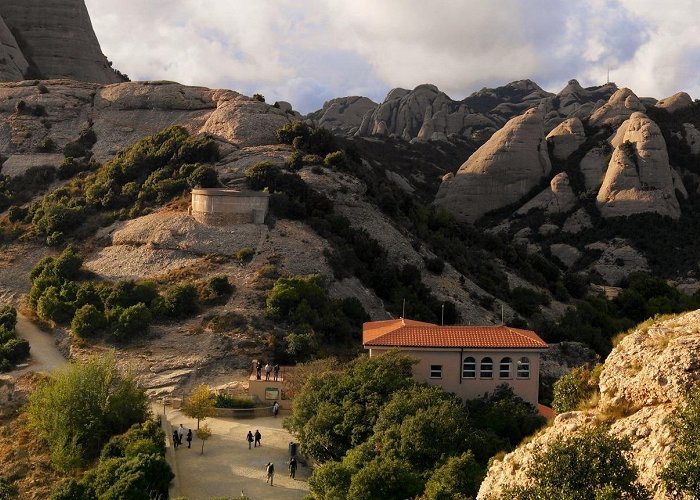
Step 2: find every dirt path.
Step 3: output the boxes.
[162,407,310,500]
[10,314,68,375]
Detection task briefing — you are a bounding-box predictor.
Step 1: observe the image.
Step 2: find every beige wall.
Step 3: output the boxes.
[369,347,542,405]
[191,190,269,225]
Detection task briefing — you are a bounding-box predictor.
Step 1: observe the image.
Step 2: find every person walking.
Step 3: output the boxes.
[172,430,179,449]
[246,431,254,449]
[266,462,275,485]
[186,429,192,449]
[178,424,185,445]
[256,360,262,380]
[254,429,262,447]
[272,401,280,417]
[273,364,280,381]
[264,363,272,381]
[288,456,297,479]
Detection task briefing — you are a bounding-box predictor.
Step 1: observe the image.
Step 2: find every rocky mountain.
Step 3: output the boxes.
[478,310,700,499]
[0,0,122,84]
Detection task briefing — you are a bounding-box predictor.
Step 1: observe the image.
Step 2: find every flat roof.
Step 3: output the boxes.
[191,188,269,197]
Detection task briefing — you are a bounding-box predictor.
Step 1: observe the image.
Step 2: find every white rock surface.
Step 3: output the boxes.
[516,172,577,216]
[654,92,693,113]
[579,146,611,191]
[586,238,649,285]
[546,117,586,160]
[589,88,646,128]
[434,108,551,222]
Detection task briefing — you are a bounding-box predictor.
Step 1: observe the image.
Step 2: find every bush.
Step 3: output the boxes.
[233,247,254,263]
[112,303,151,340]
[161,283,198,318]
[662,384,700,496]
[323,150,346,168]
[552,364,602,413]
[425,256,445,275]
[422,452,484,500]
[186,164,219,188]
[214,394,256,409]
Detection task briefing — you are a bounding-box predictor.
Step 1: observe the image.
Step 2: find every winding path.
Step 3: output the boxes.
[10,314,68,375]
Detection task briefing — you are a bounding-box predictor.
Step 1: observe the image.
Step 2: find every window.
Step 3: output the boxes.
[480,357,493,379]
[430,365,442,379]
[499,357,512,379]
[462,357,476,379]
[517,357,530,379]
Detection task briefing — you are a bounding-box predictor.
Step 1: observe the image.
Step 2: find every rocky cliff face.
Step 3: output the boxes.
[434,108,551,222]
[597,112,681,219]
[306,96,377,136]
[478,310,700,499]
[0,0,121,84]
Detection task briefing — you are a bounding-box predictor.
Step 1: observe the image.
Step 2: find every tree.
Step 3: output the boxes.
[182,384,216,429]
[285,351,415,463]
[71,304,107,338]
[27,353,149,470]
[421,452,484,500]
[662,384,700,496]
[196,424,212,455]
[308,461,352,500]
[500,426,648,499]
[346,458,423,499]
[112,303,151,340]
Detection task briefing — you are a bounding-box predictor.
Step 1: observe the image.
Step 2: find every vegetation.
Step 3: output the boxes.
[214,394,256,409]
[196,424,212,455]
[181,384,217,429]
[288,352,545,499]
[662,384,700,496]
[27,354,149,471]
[499,426,648,499]
[552,364,602,413]
[0,305,30,371]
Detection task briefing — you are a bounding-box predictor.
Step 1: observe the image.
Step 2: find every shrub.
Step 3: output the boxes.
[198,275,233,304]
[425,256,445,275]
[161,283,198,318]
[421,452,484,500]
[37,137,57,152]
[112,303,151,340]
[552,364,602,413]
[323,150,346,168]
[186,164,219,188]
[214,393,256,409]
[662,384,700,496]
[233,247,254,263]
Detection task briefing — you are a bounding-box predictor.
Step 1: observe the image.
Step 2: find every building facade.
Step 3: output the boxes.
[190,188,269,225]
[363,319,548,406]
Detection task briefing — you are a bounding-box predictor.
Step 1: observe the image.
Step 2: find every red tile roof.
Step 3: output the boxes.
[363,320,547,349]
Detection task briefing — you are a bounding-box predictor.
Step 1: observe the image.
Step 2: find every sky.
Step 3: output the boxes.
[84,0,700,114]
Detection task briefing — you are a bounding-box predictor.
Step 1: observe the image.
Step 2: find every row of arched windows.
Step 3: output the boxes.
[462,356,530,379]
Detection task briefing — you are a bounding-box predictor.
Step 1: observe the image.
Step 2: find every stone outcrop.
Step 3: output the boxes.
[562,208,593,234]
[579,145,611,190]
[546,117,586,160]
[307,96,377,136]
[516,172,577,216]
[549,243,581,268]
[589,88,646,128]
[0,0,122,84]
[586,238,649,285]
[434,108,551,222]
[478,310,700,499]
[654,92,693,114]
[597,112,680,219]
[683,123,700,155]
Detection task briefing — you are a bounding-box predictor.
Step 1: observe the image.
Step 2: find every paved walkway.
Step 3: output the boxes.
[162,407,310,500]
[9,314,67,375]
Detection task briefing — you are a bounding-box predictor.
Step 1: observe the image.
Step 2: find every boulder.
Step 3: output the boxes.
[0,153,64,177]
[586,238,649,285]
[434,108,551,222]
[516,172,577,216]
[597,112,680,219]
[310,96,378,135]
[562,208,593,234]
[0,15,28,81]
[546,117,586,160]
[550,243,581,268]
[654,92,693,114]
[589,88,645,128]
[683,123,700,155]
[0,0,122,84]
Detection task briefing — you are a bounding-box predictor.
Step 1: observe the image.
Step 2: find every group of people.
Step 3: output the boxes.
[172,423,192,449]
[255,360,280,381]
[264,457,298,486]
[246,429,262,449]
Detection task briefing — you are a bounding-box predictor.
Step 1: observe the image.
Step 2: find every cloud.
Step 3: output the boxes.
[84,0,698,113]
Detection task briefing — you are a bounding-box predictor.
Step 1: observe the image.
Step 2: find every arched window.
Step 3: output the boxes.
[517,357,530,379]
[462,357,476,379]
[499,357,512,379]
[480,357,493,379]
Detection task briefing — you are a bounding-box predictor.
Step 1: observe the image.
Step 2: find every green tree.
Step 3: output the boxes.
[308,461,352,500]
[112,303,151,340]
[71,304,107,338]
[27,354,148,470]
[662,384,700,496]
[161,283,198,318]
[500,426,648,499]
[421,452,483,500]
[181,384,216,429]
[285,351,415,462]
[196,423,212,454]
[346,457,423,499]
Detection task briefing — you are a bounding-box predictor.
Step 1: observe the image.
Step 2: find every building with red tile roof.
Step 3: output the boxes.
[363,319,548,405]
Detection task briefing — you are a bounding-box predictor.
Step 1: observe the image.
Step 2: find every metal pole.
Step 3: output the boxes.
[441,303,444,326]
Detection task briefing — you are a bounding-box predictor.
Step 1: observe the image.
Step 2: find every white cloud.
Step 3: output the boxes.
[84,0,698,112]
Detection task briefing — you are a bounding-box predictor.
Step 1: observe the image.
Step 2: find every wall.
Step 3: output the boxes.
[369,347,543,405]
[190,189,269,225]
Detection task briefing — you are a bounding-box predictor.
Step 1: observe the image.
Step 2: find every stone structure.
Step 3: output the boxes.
[190,189,269,225]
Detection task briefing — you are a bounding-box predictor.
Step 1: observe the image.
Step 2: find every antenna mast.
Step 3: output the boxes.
[402,298,406,319]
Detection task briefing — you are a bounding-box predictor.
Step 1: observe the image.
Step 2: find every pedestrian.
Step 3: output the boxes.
[186,429,192,449]
[273,363,280,381]
[264,362,272,381]
[288,456,297,479]
[266,462,275,485]
[246,430,254,449]
[254,429,261,447]
[178,424,185,445]
[256,360,262,380]
[272,401,279,418]
[172,430,179,449]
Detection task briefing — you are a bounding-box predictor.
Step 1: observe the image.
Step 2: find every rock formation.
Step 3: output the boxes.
[683,123,700,155]
[0,0,121,84]
[654,91,693,114]
[589,88,646,129]
[478,310,700,499]
[579,145,611,190]
[516,172,577,216]
[546,117,586,160]
[597,112,680,219]
[307,96,377,136]
[434,108,551,222]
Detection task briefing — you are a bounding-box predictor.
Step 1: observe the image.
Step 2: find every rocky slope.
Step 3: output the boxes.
[0,0,121,84]
[478,310,700,499]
